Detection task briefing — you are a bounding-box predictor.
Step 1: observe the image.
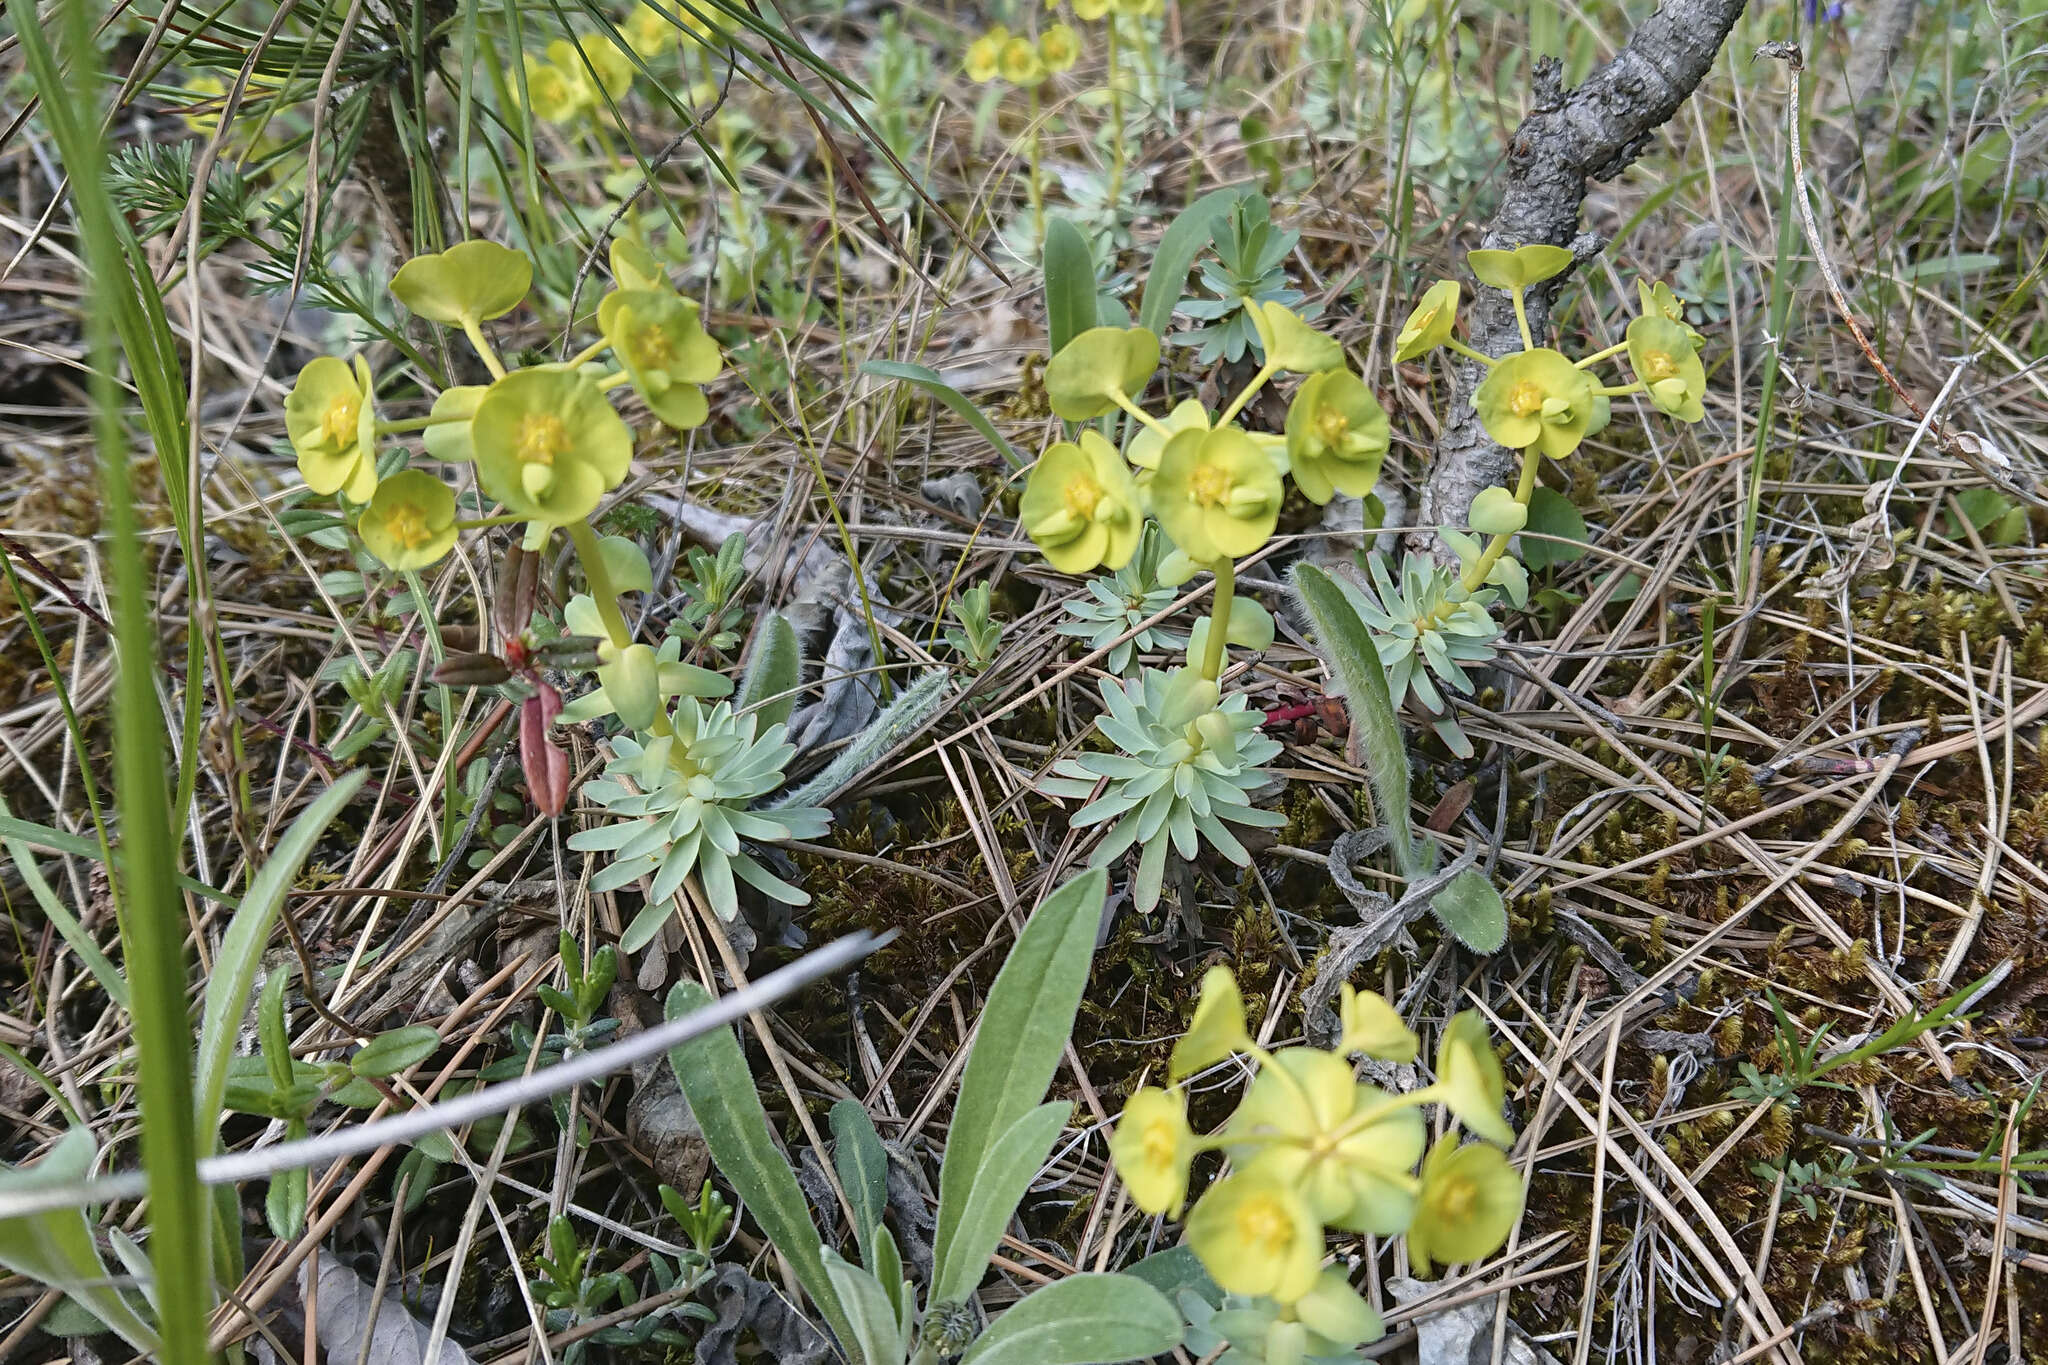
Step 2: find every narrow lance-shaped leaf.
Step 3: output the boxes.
[931,870,1105,1298]
[737,610,803,733]
[1290,564,1420,874]
[958,1273,1184,1365]
[862,361,1024,469]
[831,1099,890,1274]
[930,1101,1071,1306]
[1043,217,1098,358]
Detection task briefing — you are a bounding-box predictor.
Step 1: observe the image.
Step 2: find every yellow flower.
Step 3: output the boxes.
[1635,279,1703,347]
[519,52,588,123]
[610,235,667,292]
[1250,301,1343,373]
[624,2,690,56]
[1021,431,1144,574]
[1152,424,1282,562]
[470,369,634,524]
[1393,279,1459,362]
[179,74,227,135]
[286,355,379,503]
[1336,984,1417,1062]
[1405,1136,1523,1277]
[391,241,534,328]
[1283,369,1388,505]
[1044,325,1159,420]
[1127,397,1209,477]
[423,385,486,464]
[1468,486,1526,535]
[1471,347,1594,459]
[1625,315,1707,423]
[964,27,1009,82]
[1434,1010,1513,1146]
[1223,1047,1425,1235]
[999,35,1046,85]
[1071,0,1111,19]
[359,470,458,570]
[574,34,638,101]
[599,288,722,429]
[1039,23,1080,72]
[1108,1086,1193,1215]
[1170,965,1253,1080]
[1466,243,1574,290]
[1186,1172,1323,1304]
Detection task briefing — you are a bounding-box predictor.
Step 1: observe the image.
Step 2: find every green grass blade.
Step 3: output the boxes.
[862,360,1025,469]
[0,805,130,1010]
[1042,217,1098,357]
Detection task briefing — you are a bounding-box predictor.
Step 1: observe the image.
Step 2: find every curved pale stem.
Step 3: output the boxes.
[1200,559,1235,683]
[461,319,508,380]
[1455,449,1542,596]
[1574,339,1630,370]
[565,518,631,650]
[1216,361,1279,428]
[1109,388,1172,439]
[1509,284,1535,352]
[1444,338,1499,367]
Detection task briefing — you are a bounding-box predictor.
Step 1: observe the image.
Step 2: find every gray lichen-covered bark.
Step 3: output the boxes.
[1414,0,1750,554]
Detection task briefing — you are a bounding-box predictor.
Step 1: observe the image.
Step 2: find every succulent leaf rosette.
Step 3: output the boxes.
[1042,667,1285,912]
[1056,525,1191,674]
[569,698,831,938]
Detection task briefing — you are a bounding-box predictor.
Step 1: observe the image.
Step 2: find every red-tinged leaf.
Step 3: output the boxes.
[521,686,570,816]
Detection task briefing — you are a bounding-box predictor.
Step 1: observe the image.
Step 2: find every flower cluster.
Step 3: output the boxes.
[1021,305,1382,907]
[284,235,720,573]
[1109,969,1523,1350]
[963,23,1079,85]
[1363,247,1710,751]
[516,5,727,126]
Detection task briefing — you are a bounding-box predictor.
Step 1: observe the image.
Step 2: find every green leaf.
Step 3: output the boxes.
[1043,218,1098,358]
[830,1100,891,1274]
[738,611,803,733]
[821,1247,907,1365]
[258,968,293,1091]
[1137,187,1242,337]
[931,1101,1071,1305]
[195,770,370,1152]
[958,1273,1183,1365]
[1289,565,1420,875]
[932,871,1104,1299]
[1520,487,1588,571]
[1125,1246,1220,1307]
[350,1025,442,1079]
[0,1131,159,1355]
[0,800,130,1009]
[862,360,1024,469]
[664,981,857,1358]
[264,1165,308,1240]
[1429,866,1509,954]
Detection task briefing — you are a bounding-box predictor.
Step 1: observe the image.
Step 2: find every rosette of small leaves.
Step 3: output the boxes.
[1043,668,1285,912]
[1176,194,1315,365]
[1056,528,1190,674]
[1350,552,1503,756]
[569,699,830,941]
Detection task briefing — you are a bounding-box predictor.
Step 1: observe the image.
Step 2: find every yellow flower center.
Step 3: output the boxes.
[1234,1193,1296,1257]
[1436,1176,1477,1223]
[1508,380,1545,419]
[1315,406,1349,447]
[1140,1119,1177,1169]
[516,412,571,466]
[636,322,673,367]
[384,502,433,550]
[1064,473,1104,520]
[1188,462,1233,507]
[322,394,359,445]
[1402,306,1437,343]
[1643,350,1678,382]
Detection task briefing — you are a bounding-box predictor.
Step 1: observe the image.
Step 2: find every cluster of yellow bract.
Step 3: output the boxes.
[1393,245,1708,540]
[963,23,1080,85]
[284,236,720,572]
[1109,968,1523,1344]
[519,3,726,124]
[1021,305,1385,579]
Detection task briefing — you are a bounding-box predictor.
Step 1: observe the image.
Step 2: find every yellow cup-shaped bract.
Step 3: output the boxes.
[1186,1171,1324,1304]
[1337,984,1418,1062]
[1466,242,1574,290]
[391,241,534,326]
[610,236,667,292]
[1434,1009,1514,1146]
[1020,430,1144,573]
[1472,347,1594,459]
[519,53,588,123]
[998,35,1045,84]
[1223,1047,1426,1235]
[1394,279,1460,362]
[1405,1135,1524,1276]
[964,27,1008,81]
[423,385,487,464]
[1468,485,1527,536]
[1107,1086,1193,1215]
[1169,965,1253,1081]
[1283,368,1388,505]
[1152,424,1282,562]
[599,288,722,429]
[1625,314,1707,423]
[470,368,633,524]
[359,470,458,570]
[1250,300,1344,374]
[1039,22,1080,71]
[1044,325,1160,420]
[286,355,380,502]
